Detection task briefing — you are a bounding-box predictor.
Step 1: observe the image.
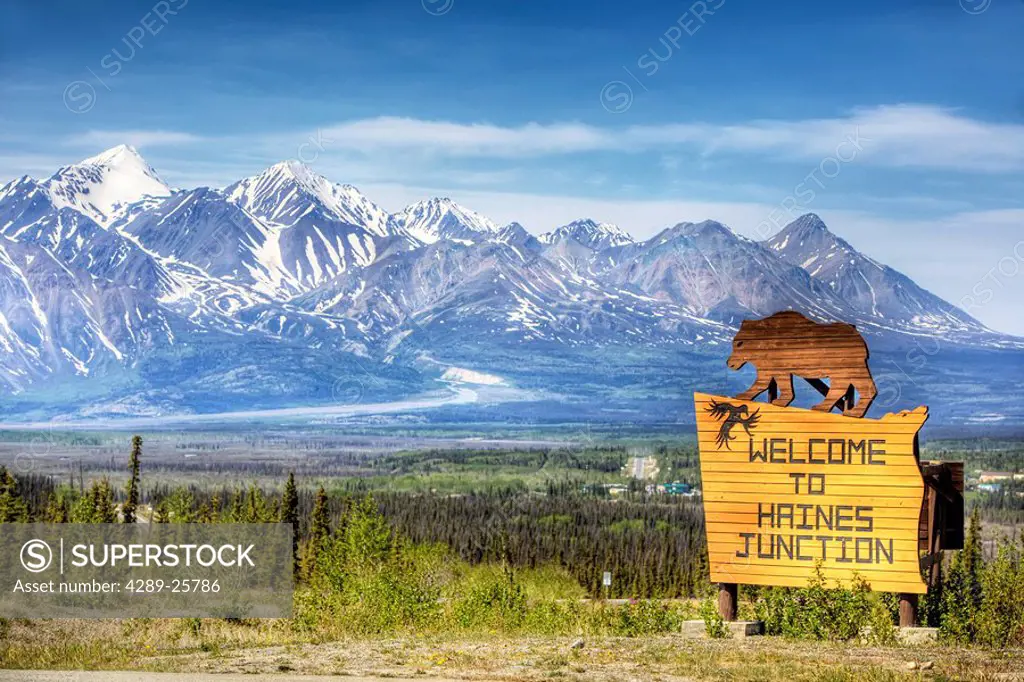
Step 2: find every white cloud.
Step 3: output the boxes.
[62,103,1024,174]
[309,105,1024,172]
[317,117,608,157]
[65,129,203,149]
[672,105,1024,173]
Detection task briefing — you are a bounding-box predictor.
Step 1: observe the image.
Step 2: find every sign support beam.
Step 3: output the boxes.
[718,582,738,621]
[899,593,918,627]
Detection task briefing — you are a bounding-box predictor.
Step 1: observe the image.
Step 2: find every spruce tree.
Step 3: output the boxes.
[71,487,97,522]
[304,486,330,581]
[123,435,142,523]
[940,507,984,642]
[93,479,117,523]
[228,491,243,523]
[45,490,70,523]
[342,495,392,572]
[246,485,269,522]
[154,499,170,523]
[0,468,29,522]
[281,472,299,577]
[963,508,984,603]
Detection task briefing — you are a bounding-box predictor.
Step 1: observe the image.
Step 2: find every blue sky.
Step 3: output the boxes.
[1,0,1024,333]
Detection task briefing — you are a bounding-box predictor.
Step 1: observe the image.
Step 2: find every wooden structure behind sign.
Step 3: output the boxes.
[695,311,964,625]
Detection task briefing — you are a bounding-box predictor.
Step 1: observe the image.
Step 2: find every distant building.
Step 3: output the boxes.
[646,481,697,496]
[977,483,1002,493]
[660,482,693,495]
[979,471,1014,483]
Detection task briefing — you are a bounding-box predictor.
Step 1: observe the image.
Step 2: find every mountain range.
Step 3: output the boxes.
[0,145,1019,424]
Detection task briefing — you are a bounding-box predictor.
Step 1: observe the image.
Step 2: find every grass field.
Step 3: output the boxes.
[2,618,1022,680]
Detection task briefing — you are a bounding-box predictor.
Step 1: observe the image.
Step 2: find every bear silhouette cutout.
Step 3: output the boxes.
[726,311,877,418]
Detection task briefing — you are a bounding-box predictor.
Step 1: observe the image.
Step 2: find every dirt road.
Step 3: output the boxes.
[0,673,450,682]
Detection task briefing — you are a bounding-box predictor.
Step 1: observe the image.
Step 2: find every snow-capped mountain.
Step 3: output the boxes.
[226,160,398,238]
[0,235,177,390]
[601,220,851,326]
[0,145,1019,421]
[147,164,419,294]
[294,239,726,349]
[765,214,990,336]
[41,145,170,226]
[0,168,174,295]
[539,218,634,251]
[395,197,499,244]
[494,222,542,253]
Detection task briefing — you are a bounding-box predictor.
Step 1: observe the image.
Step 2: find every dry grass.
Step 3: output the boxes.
[1,619,1023,680]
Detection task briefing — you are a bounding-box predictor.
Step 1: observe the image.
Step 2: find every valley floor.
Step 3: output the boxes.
[2,622,1023,681]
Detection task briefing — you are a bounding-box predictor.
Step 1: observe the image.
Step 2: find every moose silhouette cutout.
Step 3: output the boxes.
[726,311,877,418]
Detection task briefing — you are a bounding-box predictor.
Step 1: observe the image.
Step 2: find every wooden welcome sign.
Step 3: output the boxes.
[695,311,962,625]
[696,394,928,594]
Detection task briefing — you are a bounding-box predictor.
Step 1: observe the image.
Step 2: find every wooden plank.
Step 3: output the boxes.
[699,462,923,474]
[695,393,926,426]
[701,482,923,495]
[702,476,922,488]
[707,556,923,573]
[706,569,927,594]
[702,492,924,508]
[705,529,920,544]
[709,552,920,567]
[703,501,925,519]
[708,560,923,578]
[704,511,920,530]
[696,432,921,442]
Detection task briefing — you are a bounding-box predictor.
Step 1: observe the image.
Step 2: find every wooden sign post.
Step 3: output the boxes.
[695,311,962,627]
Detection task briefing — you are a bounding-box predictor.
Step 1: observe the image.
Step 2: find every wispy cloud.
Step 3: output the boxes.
[62,104,1024,174]
[316,118,609,158]
[304,105,1024,172]
[65,129,203,149]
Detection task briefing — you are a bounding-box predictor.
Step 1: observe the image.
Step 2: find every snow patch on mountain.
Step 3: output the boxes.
[539,218,634,251]
[395,197,499,244]
[441,366,506,385]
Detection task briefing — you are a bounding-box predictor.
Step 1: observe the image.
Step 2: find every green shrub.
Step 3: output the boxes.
[612,599,686,636]
[940,509,984,643]
[864,596,898,646]
[342,567,442,634]
[520,599,585,635]
[700,596,728,639]
[975,541,1024,647]
[753,565,872,641]
[450,564,526,631]
[295,495,446,635]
